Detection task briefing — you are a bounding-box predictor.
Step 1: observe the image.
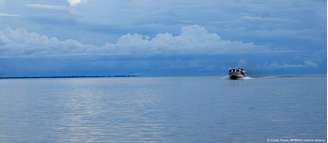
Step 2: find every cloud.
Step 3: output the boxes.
[260,60,319,69]
[25,0,87,11]
[68,0,83,7]
[25,4,68,11]
[0,12,19,17]
[3,0,324,51]
[0,25,265,57]
[241,16,292,22]
[0,28,95,56]
[106,25,262,54]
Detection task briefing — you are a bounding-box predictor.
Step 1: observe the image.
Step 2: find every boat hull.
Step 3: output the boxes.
[229,72,245,80]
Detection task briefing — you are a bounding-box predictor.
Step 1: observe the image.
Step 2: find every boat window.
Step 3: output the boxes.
[229,70,232,73]
[236,69,240,72]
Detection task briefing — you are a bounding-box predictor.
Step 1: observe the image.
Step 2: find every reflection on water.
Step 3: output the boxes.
[58,79,168,143]
[0,76,326,143]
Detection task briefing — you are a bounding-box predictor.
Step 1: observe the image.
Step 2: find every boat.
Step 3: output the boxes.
[228,67,246,80]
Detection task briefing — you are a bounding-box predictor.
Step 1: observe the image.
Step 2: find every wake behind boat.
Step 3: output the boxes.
[228,67,246,80]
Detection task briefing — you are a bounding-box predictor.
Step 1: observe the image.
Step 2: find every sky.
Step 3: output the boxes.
[0,0,326,77]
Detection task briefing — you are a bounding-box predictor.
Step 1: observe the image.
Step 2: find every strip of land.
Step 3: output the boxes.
[0,75,138,79]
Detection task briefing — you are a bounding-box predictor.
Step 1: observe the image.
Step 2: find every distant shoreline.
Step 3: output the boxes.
[0,75,138,79]
[0,74,325,80]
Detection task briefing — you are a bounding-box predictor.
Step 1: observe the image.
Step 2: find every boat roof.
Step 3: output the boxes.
[229,67,245,70]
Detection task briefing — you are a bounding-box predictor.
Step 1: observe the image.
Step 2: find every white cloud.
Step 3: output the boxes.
[106,25,261,54]
[241,16,292,22]
[0,12,19,17]
[260,60,319,69]
[68,0,86,7]
[25,4,68,11]
[0,25,265,57]
[0,28,95,56]
[25,0,86,11]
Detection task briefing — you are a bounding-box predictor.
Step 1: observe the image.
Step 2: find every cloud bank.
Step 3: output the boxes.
[0,25,263,57]
[25,4,68,11]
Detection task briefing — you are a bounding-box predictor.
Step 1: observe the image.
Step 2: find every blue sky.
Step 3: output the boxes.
[0,0,326,76]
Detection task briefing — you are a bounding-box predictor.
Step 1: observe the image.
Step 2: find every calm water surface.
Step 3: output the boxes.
[0,76,326,143]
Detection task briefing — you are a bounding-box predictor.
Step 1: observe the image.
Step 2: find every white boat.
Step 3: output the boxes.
[228,67,246,80]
